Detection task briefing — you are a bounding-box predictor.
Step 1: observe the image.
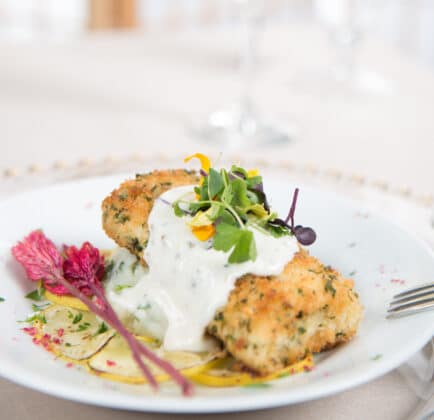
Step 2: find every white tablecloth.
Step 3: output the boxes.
[1,24,434,420]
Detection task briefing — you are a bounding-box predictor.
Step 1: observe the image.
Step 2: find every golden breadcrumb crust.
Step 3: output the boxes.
[102,169,199,259]
[207,249,363,375]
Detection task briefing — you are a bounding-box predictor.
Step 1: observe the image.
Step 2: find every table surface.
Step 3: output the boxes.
[1,24,434,420]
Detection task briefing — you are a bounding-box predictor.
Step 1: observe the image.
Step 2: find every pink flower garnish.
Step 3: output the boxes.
[106,360,116,367]
[12,231,63,284]
[62,242,105,297]
[11,230,193,396]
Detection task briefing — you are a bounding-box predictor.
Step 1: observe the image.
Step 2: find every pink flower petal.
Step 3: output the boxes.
[11,230,63,284]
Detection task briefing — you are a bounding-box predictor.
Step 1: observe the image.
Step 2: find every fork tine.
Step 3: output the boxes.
[390,290,434,306]
[387,297,434,319]
[394,283,434,299]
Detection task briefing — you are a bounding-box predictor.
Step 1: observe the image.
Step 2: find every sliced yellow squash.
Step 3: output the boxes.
[189,354,314,387]
[45,290,89,311]
[33,305,115,360]
[87,334,220,384]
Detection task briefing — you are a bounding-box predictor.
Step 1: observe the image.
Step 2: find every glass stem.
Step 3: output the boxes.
[239,0,262,116]
[240,6,254,114]
[334,26,357,82]
[331,0,358,82]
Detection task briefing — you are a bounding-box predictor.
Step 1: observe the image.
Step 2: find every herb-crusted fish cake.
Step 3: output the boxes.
[207,249,363,375]
[102,169,199,260]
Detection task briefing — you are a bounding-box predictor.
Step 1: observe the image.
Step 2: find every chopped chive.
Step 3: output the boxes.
[72,313,83,324]
[114,284,132,293]
[94,322,109,335]
[25,286,45,301]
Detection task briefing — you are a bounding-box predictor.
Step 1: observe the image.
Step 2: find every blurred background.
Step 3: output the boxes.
[1,1,433,66]
[1,5,434,416]
[1,0,434,197]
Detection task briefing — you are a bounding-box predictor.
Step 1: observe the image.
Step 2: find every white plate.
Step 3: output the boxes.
[0,174,433,413]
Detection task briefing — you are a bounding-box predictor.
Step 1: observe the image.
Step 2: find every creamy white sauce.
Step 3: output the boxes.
[106,186,299,352]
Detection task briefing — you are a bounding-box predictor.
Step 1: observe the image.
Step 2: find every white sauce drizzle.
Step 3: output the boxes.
[106,186,298,352]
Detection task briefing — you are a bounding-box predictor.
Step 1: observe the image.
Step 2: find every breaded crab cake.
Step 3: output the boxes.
[102,169,199,260]
[208,249,363,375]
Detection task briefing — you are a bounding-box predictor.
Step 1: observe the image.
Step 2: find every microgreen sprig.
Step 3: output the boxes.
[176,157,317,264]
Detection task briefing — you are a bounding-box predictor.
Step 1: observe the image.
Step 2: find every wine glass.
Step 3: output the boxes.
[292,0,393,97]
[191,0,293,148]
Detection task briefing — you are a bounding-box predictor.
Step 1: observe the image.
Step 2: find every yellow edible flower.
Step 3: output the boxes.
[247,169,259,177]
[184,153,211,174]
[191,225,215,241]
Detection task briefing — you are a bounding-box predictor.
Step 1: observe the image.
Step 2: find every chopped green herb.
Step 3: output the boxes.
[138,303,152,311]
[77,322,91,332]
[32,303,50,312]
[104,260,115,279]
[21,313,47,324]
[114,284,132,293]
[114,208,130,224]
[214,312,224,321]
[130,237,144,253]
[118,190,129,201]
[25,286,46,302]
[94,322,109,335]
[349,270,357,277]
[72,313,83,324]
[298,327,306,335]
[325,279,336,297]
[131,260,140,274]
[371,354,382,361]
[0,297,4,302]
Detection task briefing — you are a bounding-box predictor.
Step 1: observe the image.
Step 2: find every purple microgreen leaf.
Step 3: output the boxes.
[294,226,317,246]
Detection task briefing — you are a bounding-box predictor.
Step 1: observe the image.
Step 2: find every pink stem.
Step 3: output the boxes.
[101,299,193,395]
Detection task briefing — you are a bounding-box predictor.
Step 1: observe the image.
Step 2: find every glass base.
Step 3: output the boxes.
[190,103,295,149]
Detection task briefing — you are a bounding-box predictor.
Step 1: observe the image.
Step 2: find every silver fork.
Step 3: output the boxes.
[387,282,434,319]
